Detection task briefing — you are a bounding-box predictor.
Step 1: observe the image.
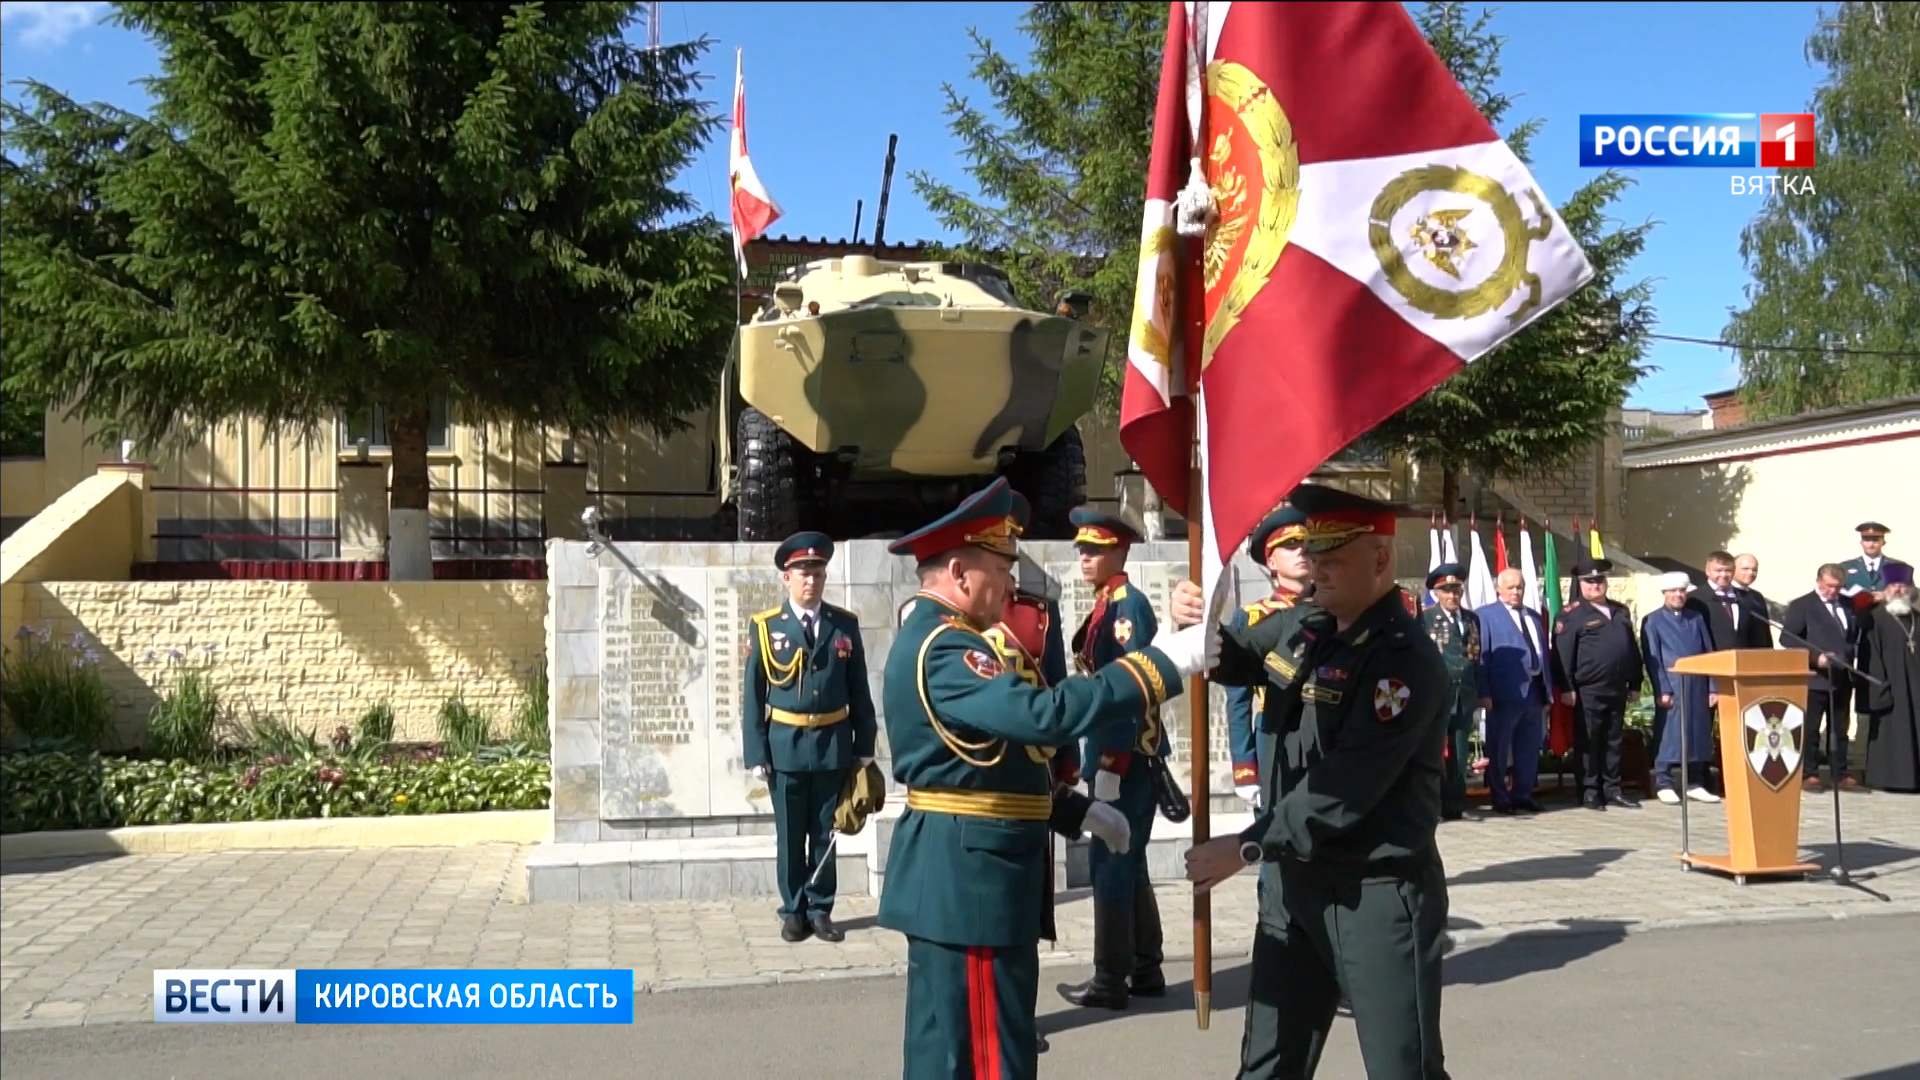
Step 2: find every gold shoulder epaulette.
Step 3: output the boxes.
[750,606,782,623]
[1112,585,1130,601]
[1245,603,1270,627]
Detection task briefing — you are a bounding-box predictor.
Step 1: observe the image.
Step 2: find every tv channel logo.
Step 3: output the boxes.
[155,968,637,1024]
[154,969,295,1024]
[1579,114,1816,169]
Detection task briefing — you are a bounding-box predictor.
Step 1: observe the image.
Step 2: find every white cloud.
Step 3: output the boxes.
[0,1,107,49]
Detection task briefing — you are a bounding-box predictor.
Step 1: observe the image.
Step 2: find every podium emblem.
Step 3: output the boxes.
[1742,698,1806,792]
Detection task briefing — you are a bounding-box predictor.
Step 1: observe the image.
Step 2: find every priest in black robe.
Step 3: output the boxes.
[1863,563,1920,793]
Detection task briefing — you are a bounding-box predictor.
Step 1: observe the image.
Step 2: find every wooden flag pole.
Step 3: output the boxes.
[1188,435,1211,1031]
[1181,0,1214,1031]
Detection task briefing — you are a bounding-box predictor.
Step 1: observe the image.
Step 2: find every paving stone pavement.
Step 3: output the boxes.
[3,793,1917,1030]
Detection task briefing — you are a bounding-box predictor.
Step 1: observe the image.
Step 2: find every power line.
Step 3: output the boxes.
[1648,332,1920,359]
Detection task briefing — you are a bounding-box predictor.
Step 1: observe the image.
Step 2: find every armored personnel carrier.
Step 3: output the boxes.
[715,254,1108,542]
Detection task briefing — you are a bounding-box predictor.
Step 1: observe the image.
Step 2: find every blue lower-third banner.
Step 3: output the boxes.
[153,969,634,1023]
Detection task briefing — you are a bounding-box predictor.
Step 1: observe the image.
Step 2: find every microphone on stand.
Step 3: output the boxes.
[1753,610,1889,894]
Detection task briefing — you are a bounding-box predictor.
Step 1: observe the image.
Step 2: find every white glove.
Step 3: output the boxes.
[858,757,875,768]
[1150,622,1220,679]
[1084,800,1131,854]
[1236,784,1261,809]
[1093,770,1122,803]
[750,765,770,783]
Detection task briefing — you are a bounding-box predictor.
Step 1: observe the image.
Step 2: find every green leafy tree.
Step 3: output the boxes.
[1364,2,1656,513]
[1,2,736,576]
[908,1,1169,411]
[1725,0,1920,418]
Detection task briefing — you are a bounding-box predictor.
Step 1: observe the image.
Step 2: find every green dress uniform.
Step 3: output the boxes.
[1207,485,1454,1080]
[742,532,878,942]
[1227,507,1314,808]
[1418,563,1488,821]
[877,479,1188,1080]
[986,490,1087,958]
[1838,521,1896,602]
[1060,506,1169,1010]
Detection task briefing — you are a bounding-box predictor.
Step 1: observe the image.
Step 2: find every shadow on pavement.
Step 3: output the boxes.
[1800,838,1920,877]
[1441,919,1631,986]
[1448,847,1629,886]
[1039,959,1256,1040]
[1038,916,1627,1038]
[0,853,123,877]
[1842,1064,1920,1080]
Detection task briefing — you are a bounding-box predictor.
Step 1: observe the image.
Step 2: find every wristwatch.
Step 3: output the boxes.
[1239,840,1264,866]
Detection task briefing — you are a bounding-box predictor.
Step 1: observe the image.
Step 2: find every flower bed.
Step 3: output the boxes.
[3,622,554,834]
[1,747,550,834]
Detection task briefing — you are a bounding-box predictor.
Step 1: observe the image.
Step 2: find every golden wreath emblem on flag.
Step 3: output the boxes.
[1129,61,1301,374]
[1366,164,1556,325]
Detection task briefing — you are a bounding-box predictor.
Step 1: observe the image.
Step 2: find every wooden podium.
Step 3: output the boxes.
[1667,648,1821,884]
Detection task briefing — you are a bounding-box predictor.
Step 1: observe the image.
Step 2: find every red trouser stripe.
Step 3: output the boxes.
[966,946,1000,1080]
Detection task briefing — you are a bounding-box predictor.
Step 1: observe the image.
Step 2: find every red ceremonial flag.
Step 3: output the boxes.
[1495,515,1509,575]
[1119,1,1596,617]
[728,48,783,277]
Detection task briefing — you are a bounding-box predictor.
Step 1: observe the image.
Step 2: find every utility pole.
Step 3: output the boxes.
[647,1,661,50]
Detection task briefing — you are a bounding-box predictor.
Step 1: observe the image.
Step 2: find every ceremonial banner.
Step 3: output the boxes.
[1536,518,1566,753]
[1467,526,1497,612]
[1520,519,1541,614]
[1119,1,1597,619]
[728,48,782,276]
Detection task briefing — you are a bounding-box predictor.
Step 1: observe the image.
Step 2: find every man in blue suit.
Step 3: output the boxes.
[1476,567,1553,815]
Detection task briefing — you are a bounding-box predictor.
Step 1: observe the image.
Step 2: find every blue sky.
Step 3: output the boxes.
[2,0,1834,412]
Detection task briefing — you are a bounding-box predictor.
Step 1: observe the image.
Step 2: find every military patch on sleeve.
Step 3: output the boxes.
[1373,678,1411,721]
[1554,618,1565,635]
[963,649,1004,679]
[1115,617,1134,645]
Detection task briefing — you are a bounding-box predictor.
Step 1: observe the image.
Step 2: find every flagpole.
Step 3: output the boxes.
[1183,2,1214,1034]
[1188,428,1211,1032]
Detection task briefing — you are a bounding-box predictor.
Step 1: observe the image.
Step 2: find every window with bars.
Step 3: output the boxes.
[338,396,453,451]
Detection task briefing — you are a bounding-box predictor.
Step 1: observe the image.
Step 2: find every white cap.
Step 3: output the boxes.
[1656,571,1692,593]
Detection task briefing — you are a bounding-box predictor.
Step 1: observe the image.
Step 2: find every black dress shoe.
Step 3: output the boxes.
[1130,968,1167,998]
[1607,794,1641,809]
[1058,977,1130,1010]
[780,914,810,942]
[1491,804,1516,816]
[1037,1035,1050,1053]
[809,914,845,943]
[1583,795,1606,812]
[1513,800,1542,814]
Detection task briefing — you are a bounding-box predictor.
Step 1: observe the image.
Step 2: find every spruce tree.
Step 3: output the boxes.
[909,2,1168,411]
[1,2,736,576]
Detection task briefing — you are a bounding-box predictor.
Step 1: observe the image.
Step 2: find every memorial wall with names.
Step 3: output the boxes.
[550,539,1273,839]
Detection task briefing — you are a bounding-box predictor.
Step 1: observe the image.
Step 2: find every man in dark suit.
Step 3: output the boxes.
[1733,553,1775,647]
[1692,550,1773,651]
[1782,563,1866,792]
[1476,567,1554,814]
